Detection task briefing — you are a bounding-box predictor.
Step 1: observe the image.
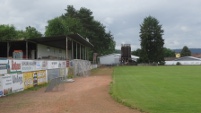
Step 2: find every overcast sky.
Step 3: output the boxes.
[1,0,201,50]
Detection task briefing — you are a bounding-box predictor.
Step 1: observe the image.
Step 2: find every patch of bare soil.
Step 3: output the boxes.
[0,67,141,113]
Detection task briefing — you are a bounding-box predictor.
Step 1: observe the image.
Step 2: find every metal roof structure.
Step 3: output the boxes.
[0,34,93,59]
[28,34,94,49]
[174,56,201,61]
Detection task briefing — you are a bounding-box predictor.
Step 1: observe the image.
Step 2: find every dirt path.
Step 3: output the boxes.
[0,67,141,113]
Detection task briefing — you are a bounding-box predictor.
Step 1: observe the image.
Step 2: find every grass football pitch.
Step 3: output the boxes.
[111,66,201,113]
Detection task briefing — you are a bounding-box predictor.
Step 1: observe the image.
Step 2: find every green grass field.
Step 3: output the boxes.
[111,66,201,113]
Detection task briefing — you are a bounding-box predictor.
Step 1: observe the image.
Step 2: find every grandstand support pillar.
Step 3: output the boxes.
[7,41,9,58]
[76,42,78,59]
[85,47,86,60]
[86,47,89,60]
[66,37,68,60]
[80,44,82,59]
[71,40,74,59]
[82,46,84,60]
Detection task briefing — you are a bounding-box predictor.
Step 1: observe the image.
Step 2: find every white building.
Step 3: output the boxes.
[165,56,201,65]
[99,53,139,65]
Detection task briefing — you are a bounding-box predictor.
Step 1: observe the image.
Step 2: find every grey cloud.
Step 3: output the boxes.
[1,0,201,50]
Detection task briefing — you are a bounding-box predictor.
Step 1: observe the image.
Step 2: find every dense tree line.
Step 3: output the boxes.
[181,46,191,57]
[132,47,175,58]
[0,24,17,40]
[0,24,42,41]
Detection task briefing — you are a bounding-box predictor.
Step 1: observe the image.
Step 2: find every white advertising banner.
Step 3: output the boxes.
[0,64,7,74]
[0,73,24,97]
[35,60,48,70]
[11,73,24,93]
[35,61,42,70]
[41,61,48,70]
[47,61,59,69]
[9,60,22,72]
[8,60,66,72]
[0,59,8,64]
[59,61,66,68]
[47,61,66,69]
[1,75,13,96]
[21,60,36,72]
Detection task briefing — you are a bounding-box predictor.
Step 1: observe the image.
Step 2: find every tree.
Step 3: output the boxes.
[24,26,42,39]
[139,16,165,64]
[132,49,142,63]
[16,30,26,39]
[163,47,175,57]
[0,24,42,40]
[132,48,141,56]
[180,46,191,57]
[45,5,115,57]
[45,17,67,36]
[16,26,42,39]
[0,24,17,40]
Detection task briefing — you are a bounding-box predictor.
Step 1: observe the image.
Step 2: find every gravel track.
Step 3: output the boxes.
[0,67,141,113]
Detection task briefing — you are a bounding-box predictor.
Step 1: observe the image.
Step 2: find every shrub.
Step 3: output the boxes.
[176,62,181,65]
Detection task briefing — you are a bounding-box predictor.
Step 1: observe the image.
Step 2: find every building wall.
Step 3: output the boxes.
[165,61,201,65]
[37,44,72,59]
[99,54,139,65]
[99,54,120,65]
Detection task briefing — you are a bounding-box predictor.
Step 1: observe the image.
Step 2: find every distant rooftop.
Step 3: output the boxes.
[174,56,201,61]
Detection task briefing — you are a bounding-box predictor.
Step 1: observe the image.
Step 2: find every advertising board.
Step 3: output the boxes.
[35,61,42,70]
[0,75,12,96]
[47,61,59,69]
[0,64,7,74]
[35,60,48,70]
[59,61,66,68]
[21,60,36,72]
[23,70,47,89]
[0,59,8,75]
[23,72,33,89]
[41,61,48,70]
[11,73,24,93]
[9,60,22,72]
[35,70,47,85]
[0,73,24,96]
[8,60,66,72]
[0,59,8,64]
